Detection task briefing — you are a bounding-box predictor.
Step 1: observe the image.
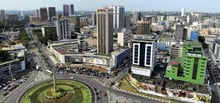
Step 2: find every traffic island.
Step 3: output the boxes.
[19,80,92,103]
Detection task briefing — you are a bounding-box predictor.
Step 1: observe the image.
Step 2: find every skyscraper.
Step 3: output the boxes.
[63,4,69,17]
[132,11,141,24]
[91,13,96,26]
[0,9,5,21]
[36,9,40,17]
[48,7,56,21]
[181,8,185,16]
[96,8,113,55]
[39,8,48,21]
[109,6,125,30]
[69,4,74,16]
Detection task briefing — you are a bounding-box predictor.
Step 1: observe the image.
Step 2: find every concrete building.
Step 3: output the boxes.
[0,44,26,81]
[109,5,125,30]
[69,4,74,16]
[63,4,69,17]
[96,8,113,55]
[0,9,5,20]
[35,9,40,18]
[7,15,18,22]
[165,41,207,85]
[132,11,141,24]
[174,23,185,42]
[171,44,182,59]
[211,39,220,65]
[137,17,151,34]
[124,14,131,29]
[181,8,186,16]
[56,18,72,40]
[91,13,96,26]
[117,29,132,47]
[40,8,48,21]
[48,7,56,21]
[131,36,157,77]
[60,16,81,32]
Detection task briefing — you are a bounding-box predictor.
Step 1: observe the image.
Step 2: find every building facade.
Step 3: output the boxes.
[96,8,113,55]
[117,29,132,47]
[0,9,5,21]
[63,4,69,17]
[109,6,125,30]
[137,17,151,34]
[48,7,56,21]
[69,4,74,16]
[131,39,156,77]
[165,41,207,84]
[56,19,72,40]
[40,8,48,21]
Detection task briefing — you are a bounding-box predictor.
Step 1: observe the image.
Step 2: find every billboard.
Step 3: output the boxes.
[83,57,108,65]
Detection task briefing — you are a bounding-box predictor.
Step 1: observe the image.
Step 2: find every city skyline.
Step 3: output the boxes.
[0,0,219,12]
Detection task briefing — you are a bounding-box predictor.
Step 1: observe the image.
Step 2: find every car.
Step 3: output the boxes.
[3,92,9,96]
[3,86,8,91]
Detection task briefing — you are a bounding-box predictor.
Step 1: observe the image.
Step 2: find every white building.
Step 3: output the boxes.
[181,8,185,16]
[56,18,72,40]
[109,5,125,31]
[117,29,132,47]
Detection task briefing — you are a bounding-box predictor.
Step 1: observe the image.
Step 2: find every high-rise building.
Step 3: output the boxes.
[137,17,152,34]
[0,9,5,21]
[109,6,125,30]
[63,4,69,17]
[181,8,185,16]
[7,15,18,22]
[165,41,207,84]
[96,8,113,55]
[131,37,156,77]
[69,4,74,16]
[35,9,40,17]
[91,13,96,26]
[124,14,131,29]
[48,7,56,21]
[174,23,185,42]
[39,8,48,21]
[56,18,72,40]
[132,11,141,24]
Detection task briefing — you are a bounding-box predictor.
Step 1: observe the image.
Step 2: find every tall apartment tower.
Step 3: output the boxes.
[36,9,40,17]
[131,38,156,77]
[109,6,125,30]
[56,18,71,40]
[48,7,56,21]
[132,11,141,24]
[69,4,74,16]
[63,4,69,17]
[96,8,113,55]
[137,17,152,34]
[91,13,96,26]
[39,8,48,21]
[0,9,5,21]
[181,8,185,16]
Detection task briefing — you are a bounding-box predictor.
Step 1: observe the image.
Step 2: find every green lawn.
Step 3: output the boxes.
[20,80,92,103]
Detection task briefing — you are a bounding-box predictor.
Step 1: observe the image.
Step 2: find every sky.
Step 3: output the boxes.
[0,0,219,12]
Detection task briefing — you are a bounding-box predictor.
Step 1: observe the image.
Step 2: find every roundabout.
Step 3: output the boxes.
[19,80,93,103]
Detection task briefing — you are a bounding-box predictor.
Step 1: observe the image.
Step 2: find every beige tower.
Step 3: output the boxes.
[96,8,113,55]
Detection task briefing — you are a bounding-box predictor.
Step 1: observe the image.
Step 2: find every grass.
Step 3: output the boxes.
[118,77,187,103]
[20,80,92,103]
[118,78,139,93]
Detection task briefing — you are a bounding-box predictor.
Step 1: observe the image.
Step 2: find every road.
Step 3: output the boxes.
[2,25,162,103]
